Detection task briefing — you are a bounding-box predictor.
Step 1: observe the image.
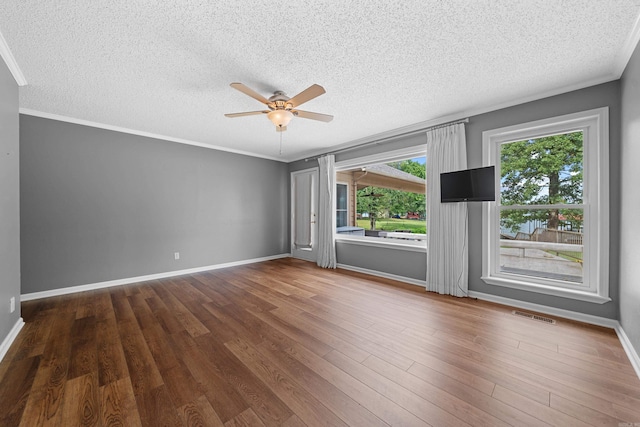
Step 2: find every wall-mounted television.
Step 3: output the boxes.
[440,166,495,203]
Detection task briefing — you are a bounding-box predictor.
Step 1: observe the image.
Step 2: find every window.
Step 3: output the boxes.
[336,183,348,227]
[482,108,610,303]
[334,146,427,249]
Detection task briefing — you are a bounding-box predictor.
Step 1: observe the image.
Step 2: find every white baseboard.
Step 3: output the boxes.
[0,318,24,363]
[469,290,640,380]
[336,263,427,288]
[467,291,619,328]
[614,324,640,381]
[21,253,291,301]
[15,256,640,381]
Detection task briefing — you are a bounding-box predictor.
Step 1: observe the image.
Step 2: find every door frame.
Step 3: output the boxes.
[290,168,319,262]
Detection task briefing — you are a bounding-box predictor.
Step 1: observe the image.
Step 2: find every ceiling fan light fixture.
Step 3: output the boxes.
[268,109,294,128]
[226,83,333,132]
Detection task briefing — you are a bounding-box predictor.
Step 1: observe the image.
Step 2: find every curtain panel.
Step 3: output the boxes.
[426,123,468,296]
[317,155,337,268]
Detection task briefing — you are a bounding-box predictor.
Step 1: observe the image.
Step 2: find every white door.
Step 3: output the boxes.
[291,168,319,261]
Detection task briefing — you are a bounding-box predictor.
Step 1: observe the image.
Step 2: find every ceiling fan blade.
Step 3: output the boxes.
[293,110,334,122]
[224,110,269,118]
[229,83,270,105]
[287,84,326,108]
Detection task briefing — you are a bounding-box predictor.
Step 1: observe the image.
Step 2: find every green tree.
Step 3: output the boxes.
[386,159,426,216]
[388,159,426,179]
[357,188,388,230]
[356,159,426,230]
[500,132,583,232]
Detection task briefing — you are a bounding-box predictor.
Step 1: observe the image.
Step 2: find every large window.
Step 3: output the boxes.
[482,108,609,303]
[334,147,427,248]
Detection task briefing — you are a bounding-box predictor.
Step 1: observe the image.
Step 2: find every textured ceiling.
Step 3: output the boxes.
[1,1,639,162]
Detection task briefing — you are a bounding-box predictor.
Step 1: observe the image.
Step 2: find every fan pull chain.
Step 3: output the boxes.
[279,131,283,156]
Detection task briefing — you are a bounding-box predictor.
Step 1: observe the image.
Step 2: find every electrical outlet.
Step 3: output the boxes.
[10,297,15,313]
[174,252,180,260]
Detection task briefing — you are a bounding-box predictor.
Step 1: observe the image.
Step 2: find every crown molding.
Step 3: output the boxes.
[614,9,640,77]
[290,74,618,163]
[19,109,286,163]
[0,30,27,86]
[20,71,618,166]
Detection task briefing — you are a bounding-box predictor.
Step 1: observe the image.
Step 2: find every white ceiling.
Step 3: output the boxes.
[1,1,639,162]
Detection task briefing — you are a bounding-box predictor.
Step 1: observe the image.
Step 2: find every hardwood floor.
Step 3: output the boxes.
[2,257,640,426]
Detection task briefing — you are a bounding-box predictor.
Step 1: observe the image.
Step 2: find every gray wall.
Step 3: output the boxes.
[20,115,289,294]
[466,81,620,319]
[0,59,21,341]
[620,42,640,354]
[336,242,426,281]
[290,82,622,318]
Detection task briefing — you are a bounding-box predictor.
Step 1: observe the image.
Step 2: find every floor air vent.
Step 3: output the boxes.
[512,310,556,324]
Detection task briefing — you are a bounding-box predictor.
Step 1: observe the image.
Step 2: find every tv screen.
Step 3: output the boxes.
[440,166,495,202]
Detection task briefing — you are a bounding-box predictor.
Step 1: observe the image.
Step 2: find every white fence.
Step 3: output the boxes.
[500,239,583,261]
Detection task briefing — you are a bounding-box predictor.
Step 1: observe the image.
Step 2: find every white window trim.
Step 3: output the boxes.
[335,144,427,249]
[336,145,427,170]
[336,234,427,252]
[482,107,610,304]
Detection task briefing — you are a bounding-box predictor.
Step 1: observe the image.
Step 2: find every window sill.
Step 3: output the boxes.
[481,275,611,304]
[335,235,427,253]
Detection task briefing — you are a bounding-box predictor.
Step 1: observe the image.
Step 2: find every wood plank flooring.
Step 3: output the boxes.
[2,257,640,426]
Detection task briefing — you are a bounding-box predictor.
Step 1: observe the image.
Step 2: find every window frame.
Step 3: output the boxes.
[334,145,427,251]
[482,107,610,303]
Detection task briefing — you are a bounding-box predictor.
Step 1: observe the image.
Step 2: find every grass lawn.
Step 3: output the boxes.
[547,250,583,263]
[357,218,426,233]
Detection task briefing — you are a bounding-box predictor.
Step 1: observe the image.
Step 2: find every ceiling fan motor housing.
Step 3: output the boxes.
[269,92,293,110]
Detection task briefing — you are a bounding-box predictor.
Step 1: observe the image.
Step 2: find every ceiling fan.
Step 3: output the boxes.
[224,83,333,132]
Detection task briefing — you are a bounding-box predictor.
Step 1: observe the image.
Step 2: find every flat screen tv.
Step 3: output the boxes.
[440,166,495,203]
